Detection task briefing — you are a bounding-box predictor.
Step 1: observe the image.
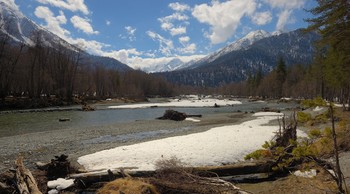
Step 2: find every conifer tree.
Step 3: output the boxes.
[306,0,350,109]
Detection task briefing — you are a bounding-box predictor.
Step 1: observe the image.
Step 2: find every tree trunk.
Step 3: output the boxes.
[329,106,345,193]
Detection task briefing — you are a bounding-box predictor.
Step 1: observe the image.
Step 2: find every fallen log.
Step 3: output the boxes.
[193,161,275,177]
[70,168,156,189]
[69,161,275,189]
[15,157,42,194]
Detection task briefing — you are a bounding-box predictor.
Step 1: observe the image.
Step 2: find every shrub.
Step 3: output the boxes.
[308,128,322,138]
[297,112,312,123]
[244,149,272,160]
[301,97,327,108]
[324,127,332,138]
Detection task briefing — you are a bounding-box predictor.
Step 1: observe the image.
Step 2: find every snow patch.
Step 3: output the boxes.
[294,169,317,178]
[78,112,293,171]
[185,118,201,122]
[108,98,242,109]
[47,178,75,191]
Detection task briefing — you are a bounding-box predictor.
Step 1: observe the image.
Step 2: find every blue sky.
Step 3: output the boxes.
[4,0,317,69]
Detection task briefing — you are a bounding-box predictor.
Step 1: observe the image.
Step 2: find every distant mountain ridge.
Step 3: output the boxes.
[0,2,131,71]
[157,29,319,87]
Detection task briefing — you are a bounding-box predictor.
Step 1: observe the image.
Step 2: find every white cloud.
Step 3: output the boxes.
[70,15,99,35]
[276,9,294,31]
[169,2,190,12]
[1,0,19,11]
[146,31,174,56]
[69,38,109,55]
[251,11,272,25]
[36,0,89,15]
[158,12,189,23]
[170,26,186,36]
[34,6,70,39]
[106,20,111,26]
[263,0,305,9]
[264,0,305,31]
[103,48,142,64]
[125,26,136,41]
[160,22,173,30]
[179,43,196,54]
[179,36,190,44]
[192,0,257,44]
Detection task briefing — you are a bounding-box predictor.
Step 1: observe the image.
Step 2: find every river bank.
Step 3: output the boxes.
[0,111,254,173]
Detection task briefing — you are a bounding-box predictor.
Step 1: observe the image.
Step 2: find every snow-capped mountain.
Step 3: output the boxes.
[0,1,75,50]
[159,29,319,87]
[189,30,275,69]
[141,55,204,73]
[0,2,131,71]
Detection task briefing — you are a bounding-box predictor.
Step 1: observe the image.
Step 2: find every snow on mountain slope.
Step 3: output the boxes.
[189,30,274,69]
[0,2,131,71]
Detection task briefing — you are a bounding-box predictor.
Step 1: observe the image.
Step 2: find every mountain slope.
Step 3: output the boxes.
[0,2,131,71]
[189,30,274,70]
[158,29,319,87]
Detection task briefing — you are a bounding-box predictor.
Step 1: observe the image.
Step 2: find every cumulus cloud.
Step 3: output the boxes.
[1,0,19,11]
[36,0,89,15]
[103,48,142,64]
[158,10,189,37]
[34,6,70,39]
[70,15,99,35]
[106,20,111,26]
[192,0,257,44]
[169,2,190,12]
[69,38,109,55]
[251,11,272,25]
[146,31,174,56]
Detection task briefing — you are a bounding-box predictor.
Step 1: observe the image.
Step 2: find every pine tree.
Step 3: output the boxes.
[306,0,350,109]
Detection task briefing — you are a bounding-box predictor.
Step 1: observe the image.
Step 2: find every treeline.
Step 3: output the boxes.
[215,58,323,99]
[0,32,174,109]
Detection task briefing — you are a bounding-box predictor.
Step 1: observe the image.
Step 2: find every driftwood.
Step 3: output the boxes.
[70,169,156,189]
[15,157,42,194]
[69,161,274,189]
[193,161,274,177]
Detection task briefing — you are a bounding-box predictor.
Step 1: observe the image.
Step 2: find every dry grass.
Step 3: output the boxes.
[237,166,338,194]
[308,108,350,157]
[97,178,159,194]
[150,157,243,194]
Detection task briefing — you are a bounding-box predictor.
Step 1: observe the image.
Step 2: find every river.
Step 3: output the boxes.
[0,99,298,138]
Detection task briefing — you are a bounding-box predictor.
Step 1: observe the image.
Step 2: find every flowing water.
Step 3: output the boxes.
[0,100,298,138]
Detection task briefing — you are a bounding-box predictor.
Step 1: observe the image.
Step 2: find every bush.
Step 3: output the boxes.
[301,97,327,108]
[308,128,322,138]
[297,112,312,123]
[244,149,272,160]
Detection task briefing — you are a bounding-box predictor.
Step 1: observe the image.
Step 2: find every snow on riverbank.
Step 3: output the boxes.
[108,98,242,109]
[78,112,297,171]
